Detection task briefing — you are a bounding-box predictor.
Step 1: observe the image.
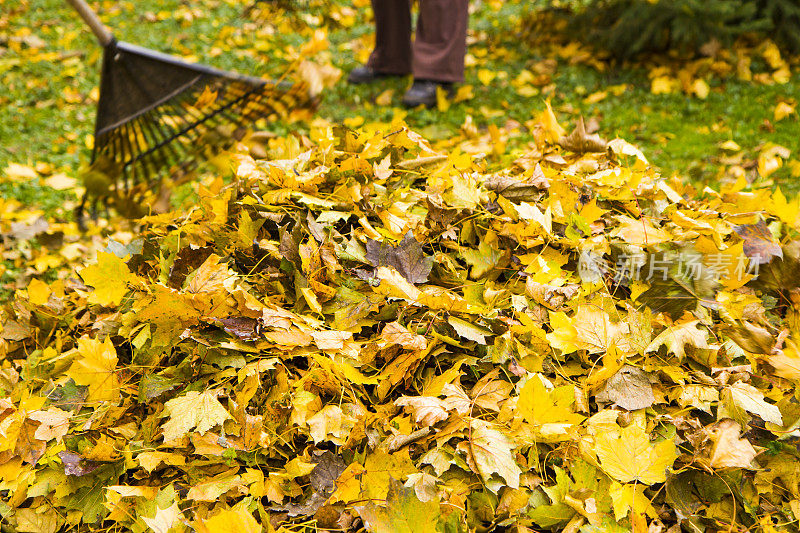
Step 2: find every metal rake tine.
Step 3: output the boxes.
[137,112,170,168]
[128,119,157,184]
[147,114,186,171]
[143,109,189,172]
[163,100,207,146]
[119,122,136,191]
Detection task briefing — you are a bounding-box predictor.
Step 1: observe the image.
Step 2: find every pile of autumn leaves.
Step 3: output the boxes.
[2,108,800,532]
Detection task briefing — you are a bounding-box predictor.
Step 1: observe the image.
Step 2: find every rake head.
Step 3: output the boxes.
[83,39,313,216]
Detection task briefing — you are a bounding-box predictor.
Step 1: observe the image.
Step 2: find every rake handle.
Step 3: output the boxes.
[65,0,114,47]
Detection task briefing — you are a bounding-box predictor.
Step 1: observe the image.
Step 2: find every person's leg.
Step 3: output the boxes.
[412,0,469,83]
[350,0,412,83]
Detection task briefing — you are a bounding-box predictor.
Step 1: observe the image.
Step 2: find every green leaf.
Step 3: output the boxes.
[356,479,441,533]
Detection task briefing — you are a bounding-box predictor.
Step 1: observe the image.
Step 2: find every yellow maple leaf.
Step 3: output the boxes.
[579,198,607,223]
[766,340,800,382]
[142,502,185,533]
[67,336,120,404]
[771,187,800,226]
[195,507,261,533]
[609,481,657,521]
[193,85,218,110]
[594,424,676,484]
[161,390,232,442]
[613,215,672,246]
[331,463,367,503]
[645,320,709,360]
[135,284,203,331]
[548,305,631,355]
[538,100,566,143]
[79,252,139,306]
[26,278,51,306]
[517,375,583,437]
[545,310,579,354]
[463,419,521,489]
[361,449,417,500]
[186,254,236,294]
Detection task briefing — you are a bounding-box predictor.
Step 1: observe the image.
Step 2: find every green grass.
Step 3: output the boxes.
[1,0,798,222]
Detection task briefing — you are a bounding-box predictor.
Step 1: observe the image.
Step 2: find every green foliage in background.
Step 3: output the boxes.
[557,0,800,59]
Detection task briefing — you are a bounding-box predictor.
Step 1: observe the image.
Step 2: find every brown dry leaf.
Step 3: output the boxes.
[733,219,782,264]
[557,117,608,153]
[707,419,759,469]
[394,396,449,426]
[595,365,656,411]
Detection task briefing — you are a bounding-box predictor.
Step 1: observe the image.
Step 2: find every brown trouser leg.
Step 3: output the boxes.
[367,0,469,83]
[367,0,413,75]
[413,0,469,83]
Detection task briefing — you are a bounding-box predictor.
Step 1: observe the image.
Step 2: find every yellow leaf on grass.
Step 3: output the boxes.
[67,336,120,404]
[193,85,218,110]
[650,76,675,94]
[161,390,232,442]
[4,162,38,181]
[691,78,710,99]
[477,68,497,86]
[43,173,76,190]
[758,152,782,178]
[774,101,796,121]
[375,89,394,106]
[436,86,450,112]
[80,252,139,306]
[594,424,676,484]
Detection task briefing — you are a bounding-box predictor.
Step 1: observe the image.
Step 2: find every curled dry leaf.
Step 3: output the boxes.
[707,419,759,469]
[557,117,608,154]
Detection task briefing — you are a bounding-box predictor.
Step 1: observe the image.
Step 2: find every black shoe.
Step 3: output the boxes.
[401,79,453,108]
[348,65,403,84]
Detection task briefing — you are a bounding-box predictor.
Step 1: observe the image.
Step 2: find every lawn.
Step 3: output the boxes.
[3,2,800,531]
[1,0,798,222]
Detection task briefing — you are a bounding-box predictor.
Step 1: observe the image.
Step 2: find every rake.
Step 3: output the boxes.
[66,0,313,223]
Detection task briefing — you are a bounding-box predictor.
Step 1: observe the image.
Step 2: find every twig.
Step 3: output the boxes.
[385,427,431,453]
[396,155,447,170]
